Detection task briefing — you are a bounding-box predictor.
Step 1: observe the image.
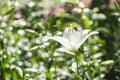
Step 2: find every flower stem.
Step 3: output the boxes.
[54,57,57,80]
[51,51,57,80]
[75,51,79,75]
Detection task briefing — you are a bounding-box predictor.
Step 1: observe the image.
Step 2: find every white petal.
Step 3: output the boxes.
[63,28,79,47]
[63,27,75,40]
[48,36,72,50]
[88,31,99,35]
[77,30,98,49]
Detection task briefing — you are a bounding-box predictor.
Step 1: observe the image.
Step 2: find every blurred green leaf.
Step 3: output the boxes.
[37,23,45,30]
[0,39,4,50]
[101,60,114,66]
[29,72,41,78]
[29,46,39,51]
[47,58,53,70]
[75,74,82,80]
[46,71,53,80]
[4,7,15,15]
[48,14,55,29]
[15,66,23,78]
[25,29,38,35]
[114,1,120,13]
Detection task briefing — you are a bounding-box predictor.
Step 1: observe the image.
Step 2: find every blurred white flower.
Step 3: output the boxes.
[28,1,35,8]
[78,2,85,8]
[48,27,98,51]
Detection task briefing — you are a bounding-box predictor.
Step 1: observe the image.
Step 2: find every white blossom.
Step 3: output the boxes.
[48,27,98,51]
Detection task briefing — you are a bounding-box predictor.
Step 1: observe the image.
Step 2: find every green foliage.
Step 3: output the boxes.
[0,0,120,80]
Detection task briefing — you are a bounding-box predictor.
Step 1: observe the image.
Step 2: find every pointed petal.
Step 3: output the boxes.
[88,31,99,35]
[48,36,72,50]
[77,30,98,49]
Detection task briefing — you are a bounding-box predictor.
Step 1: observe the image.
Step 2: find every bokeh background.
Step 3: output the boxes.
[0,0,120,80]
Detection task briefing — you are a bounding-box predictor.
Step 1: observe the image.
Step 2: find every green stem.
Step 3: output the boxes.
[51,51,57,80]
[75,51,79,75]
[88,72,92,80]
[53,57,57,80]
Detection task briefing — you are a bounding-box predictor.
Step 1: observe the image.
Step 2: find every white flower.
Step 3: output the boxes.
[48,27,98,51]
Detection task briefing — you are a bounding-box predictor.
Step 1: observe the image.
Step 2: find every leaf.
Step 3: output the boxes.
[101,60,114,66]
[37,23,45,30]
[12,70,19,80]
[4,7,15,15]
[114,1,120,13]
[29,46,39,51]
[15,66,23,78]
[46,71,53,80]
[0,39,4,50]
[25,29,38,35]
[47,58,53,70]
[29,72,41,78]
[48,14,55,29]
[64,51,75,56]
[75,74,82,80]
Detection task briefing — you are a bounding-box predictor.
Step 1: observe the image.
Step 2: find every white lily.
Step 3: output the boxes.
[48,27,98,51]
